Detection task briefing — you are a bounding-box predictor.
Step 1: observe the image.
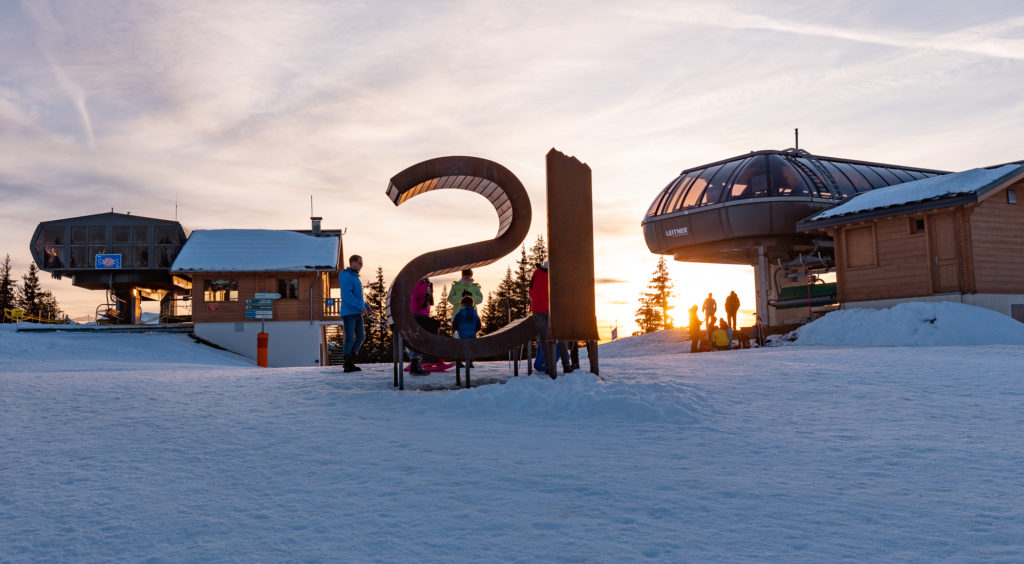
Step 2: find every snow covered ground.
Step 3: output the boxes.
[3,304,1024,562]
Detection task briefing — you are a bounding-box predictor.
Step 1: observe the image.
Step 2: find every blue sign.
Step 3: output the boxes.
[95,254,122,269]
[326,298,335,307]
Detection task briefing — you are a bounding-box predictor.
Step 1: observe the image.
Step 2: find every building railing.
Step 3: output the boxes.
[322,298,341,319]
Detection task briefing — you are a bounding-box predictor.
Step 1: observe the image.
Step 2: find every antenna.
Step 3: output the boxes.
[310,195,314,216]
[794,128,799,150]
[175,192,179,221]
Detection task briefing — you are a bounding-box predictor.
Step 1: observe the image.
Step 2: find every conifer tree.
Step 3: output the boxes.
[18,263,42,318]
[511,245,533,320]
[634,257,674,333]
[358,266,391,362]
[482,267,516,334]
[37,291,63,321]
[0,254,16,322]
[432,283,453,336]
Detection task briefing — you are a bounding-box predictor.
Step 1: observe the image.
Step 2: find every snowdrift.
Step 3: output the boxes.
[784,302,1024,346]
[598,328,690,358]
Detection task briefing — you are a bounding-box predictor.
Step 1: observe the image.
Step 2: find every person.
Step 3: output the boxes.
[725,290,740,331]
[702,292,717,326]
[529,261,571,376]
[453,295,481,339]
[448,269,483,321]
[688,304,702,353]
[408,277,433,376]
[339,254,371,373]
[711,320,731,351]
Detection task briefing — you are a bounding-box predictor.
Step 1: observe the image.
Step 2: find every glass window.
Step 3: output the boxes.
[156,246,178,268]
[112,246,132,268]
[278,278,299,299]
[729,156,769,200]
[71,226,88,244]
[204,279,238,302]
[89,226,108,245]
[113,226,132,244]
[38,227,65,245]
[89,247,107,266]
[857,166,890,189]
[834,163,875,193]
[154,226,179,244]
[820,162,855,198]
[682,165,723,208]
[700,159,745,205]
[659,174,692,213]
[39,246,64,268]
[69,247,88,268]
[134,226,150,244]
[886,168,916,183]
[870,166,903,185]
[134,246,150,268]
[768,156,811,197]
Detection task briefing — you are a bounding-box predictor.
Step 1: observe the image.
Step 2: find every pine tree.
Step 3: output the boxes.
[358,266,392,363]
[432,283,453,336]
[18,263,42,318]
[481,267,516,334]
[511,245,533,320]
[0,254,16,322]
[527,234,548,267]
[37,291,63,321]
[634,257,674,333]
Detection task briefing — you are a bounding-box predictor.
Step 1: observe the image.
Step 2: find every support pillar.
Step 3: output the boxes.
[754,246,770,328]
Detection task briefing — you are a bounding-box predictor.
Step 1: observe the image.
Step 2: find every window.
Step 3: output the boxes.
[71,226,88,244]
[112,246,132,268]
[909,218,925,234]
[89,226,108,245]
[156,246,178,268]
[69,246,88,268]
[40,246,64,268]
[113,226,132,244]
[134,246,150,268]
[768,156,812,197]
[844,226,876,268]
[1009,189,1017,205]
[154,226,179,244]
[278,278,299,299]
[37,227,65,245]
[204,279,238,302]
[729,156,768,200]
[133,226,150,244]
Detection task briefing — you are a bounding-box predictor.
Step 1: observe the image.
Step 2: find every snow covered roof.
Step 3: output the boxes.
[171,229,340,273]
[798,163,1024,229]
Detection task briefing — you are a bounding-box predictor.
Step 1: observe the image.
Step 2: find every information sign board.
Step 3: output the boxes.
[95,254,122,269]
[254,293,281,300]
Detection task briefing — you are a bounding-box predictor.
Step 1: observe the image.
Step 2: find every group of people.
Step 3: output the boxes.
[336,254,568,375]
[687,290,742,353]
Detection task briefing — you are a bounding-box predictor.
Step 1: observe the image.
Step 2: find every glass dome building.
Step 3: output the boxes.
[642,149,947,265]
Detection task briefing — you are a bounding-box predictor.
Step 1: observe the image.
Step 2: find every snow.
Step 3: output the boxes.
[171,229,340,272]
[3,304,1024,561]
[785,302,1024,346]
[809,164,1023,221]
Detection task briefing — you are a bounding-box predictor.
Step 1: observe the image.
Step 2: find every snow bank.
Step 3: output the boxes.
[598,328,691,358]
[784,302,1024,346]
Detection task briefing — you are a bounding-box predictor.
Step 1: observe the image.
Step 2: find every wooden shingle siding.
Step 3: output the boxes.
[970,179,1024,293]
[838,217,931,302]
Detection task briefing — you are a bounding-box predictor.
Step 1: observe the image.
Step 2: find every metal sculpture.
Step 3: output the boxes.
[385,156,540,389]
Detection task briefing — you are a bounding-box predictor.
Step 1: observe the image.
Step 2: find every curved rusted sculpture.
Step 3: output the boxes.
[385,156,540,378]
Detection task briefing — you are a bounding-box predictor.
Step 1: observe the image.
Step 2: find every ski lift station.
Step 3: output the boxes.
[643,148,1024,326]
[30,213,347,366]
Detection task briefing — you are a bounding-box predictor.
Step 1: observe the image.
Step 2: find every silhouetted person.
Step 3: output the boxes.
[702,293,717,326]
[688,305,702,353]
[529,261,571,376]
[448,269,482,321]
[725,290,740,331]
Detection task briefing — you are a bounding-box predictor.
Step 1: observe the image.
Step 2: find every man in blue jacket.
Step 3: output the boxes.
[339,254,371,373]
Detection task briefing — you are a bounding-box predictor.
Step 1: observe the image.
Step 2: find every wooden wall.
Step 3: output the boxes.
[837,216,931,303]
[969,179,1024,293]
[191,272,331,323]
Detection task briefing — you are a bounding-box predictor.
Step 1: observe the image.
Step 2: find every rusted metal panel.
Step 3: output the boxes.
[546,149,599,342]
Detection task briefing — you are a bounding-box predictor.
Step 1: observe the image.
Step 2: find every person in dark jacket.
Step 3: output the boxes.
[339,254,371,373]
[688,304,702,353]
[529,261,571,376]
[724,290,740,331]
[702,292,717,326]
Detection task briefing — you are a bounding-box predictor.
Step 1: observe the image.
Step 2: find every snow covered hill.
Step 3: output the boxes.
[3,305,1024,562]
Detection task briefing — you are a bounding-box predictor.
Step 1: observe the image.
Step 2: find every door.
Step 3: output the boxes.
[928,213,960,293]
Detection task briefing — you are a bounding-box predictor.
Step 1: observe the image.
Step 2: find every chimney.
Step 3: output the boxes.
[311,216,322,235]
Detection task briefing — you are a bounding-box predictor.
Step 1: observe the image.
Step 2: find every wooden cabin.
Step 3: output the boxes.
[171,226,345,366]
[798,163,1024,322]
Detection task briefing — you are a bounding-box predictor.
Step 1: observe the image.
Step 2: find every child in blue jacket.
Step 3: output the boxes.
[453,295,481,339]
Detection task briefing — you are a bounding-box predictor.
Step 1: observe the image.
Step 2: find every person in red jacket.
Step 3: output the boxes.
[529,261,571,375]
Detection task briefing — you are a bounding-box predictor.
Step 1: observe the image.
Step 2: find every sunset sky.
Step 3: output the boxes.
[2,0,1022,336]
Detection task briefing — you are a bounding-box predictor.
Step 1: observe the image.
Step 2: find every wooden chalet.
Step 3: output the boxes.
[171,222,345,366]
[798,163,1024,322]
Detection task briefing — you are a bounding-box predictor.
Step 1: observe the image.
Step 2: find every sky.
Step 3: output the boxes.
[2,0,1022,336]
